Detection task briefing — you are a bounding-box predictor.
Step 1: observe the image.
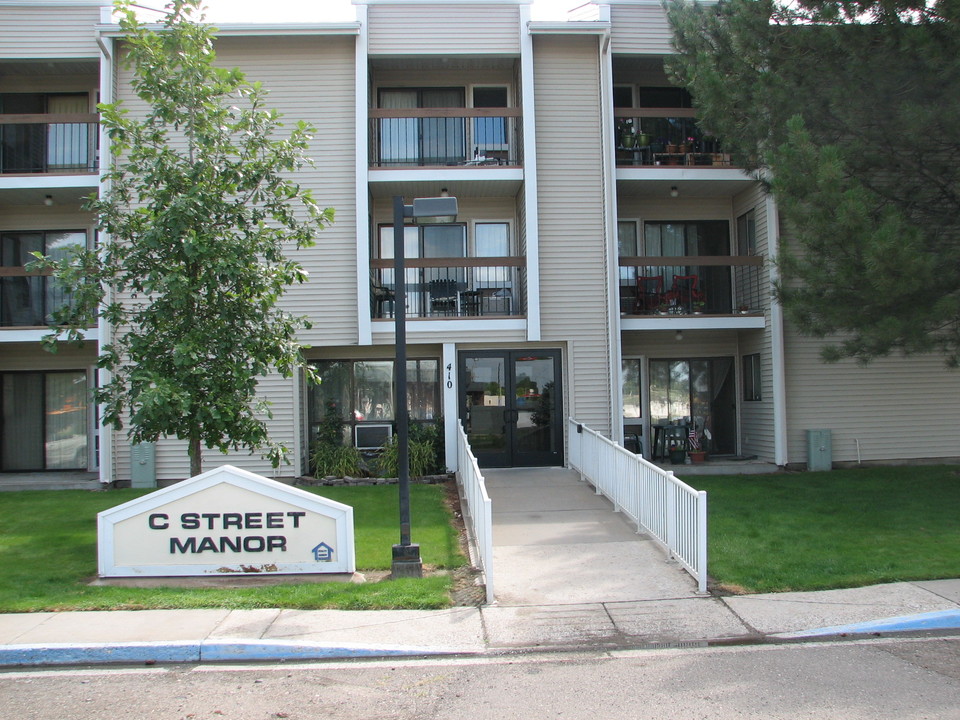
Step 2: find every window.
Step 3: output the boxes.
[0,230,85,327]
[743,353,761,401]
[1,370,88,471]
[621,359,641,419]
[737,209,757,256]
[378,87,466,165]
[308,359,440,446]
[472,87,508,160]
[642,221,731,313]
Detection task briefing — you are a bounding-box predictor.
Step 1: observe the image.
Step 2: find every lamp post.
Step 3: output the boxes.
[391,193,458,579]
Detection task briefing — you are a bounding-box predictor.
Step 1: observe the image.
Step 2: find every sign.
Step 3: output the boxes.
[98,465,355,577]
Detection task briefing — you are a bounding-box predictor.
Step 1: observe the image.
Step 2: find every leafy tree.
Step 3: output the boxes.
[666,0,960,365]
[35,0,333,476]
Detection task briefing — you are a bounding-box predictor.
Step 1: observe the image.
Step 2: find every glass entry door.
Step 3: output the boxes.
[460,350,563,467]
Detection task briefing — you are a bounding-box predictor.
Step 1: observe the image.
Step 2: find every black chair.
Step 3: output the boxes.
[427,278,460,316]
[371,282,395,318]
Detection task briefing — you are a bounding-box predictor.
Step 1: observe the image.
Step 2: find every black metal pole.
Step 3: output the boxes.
[391,195,422,578]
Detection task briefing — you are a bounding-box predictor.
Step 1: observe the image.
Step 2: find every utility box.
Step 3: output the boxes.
[130,441,156,488]
[806,429,832,472]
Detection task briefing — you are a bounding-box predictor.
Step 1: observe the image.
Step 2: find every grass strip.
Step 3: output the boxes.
[694,465,960,593]
[0,484,466,612]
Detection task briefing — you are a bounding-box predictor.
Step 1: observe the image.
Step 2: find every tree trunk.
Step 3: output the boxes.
[189,435,202,478]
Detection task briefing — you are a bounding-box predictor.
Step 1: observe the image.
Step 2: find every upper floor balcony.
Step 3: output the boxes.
[370,257,525,320]
[614,108,732,169]
[369,107,522,168]
[0,113,98,176]
[618,255,765,327]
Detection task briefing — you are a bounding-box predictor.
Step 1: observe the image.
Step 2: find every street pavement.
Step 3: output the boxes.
[2,467,958,667]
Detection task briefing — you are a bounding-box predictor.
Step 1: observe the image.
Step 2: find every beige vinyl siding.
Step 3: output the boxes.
[213,37,358,347]
[0,74,97,95]
[0,343,95,371]
[617,196,732,224]
[373,68,516,91]
[534,35,612,434]
[0,209,94,232]
[110,35,356,481]
[610,3,674,56]
[113,371,299,482]
[738,329,774,461]
[367,4,520,55]
[622,330,737,359]
[732,184,774,460]
[784,332,960,465]
[0,5,100,59]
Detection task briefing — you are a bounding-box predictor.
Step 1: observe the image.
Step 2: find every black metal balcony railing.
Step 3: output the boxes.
[614,108,731,168]
[0,114,99,174]
[370,258,525,319]
[618,256,764,316]
[369,107,522,167]
[0,268,72,327]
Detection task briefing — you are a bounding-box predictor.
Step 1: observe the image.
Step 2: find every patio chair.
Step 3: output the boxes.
[666,274,704,313]
[427,278,460,316]
[634,275,665,314]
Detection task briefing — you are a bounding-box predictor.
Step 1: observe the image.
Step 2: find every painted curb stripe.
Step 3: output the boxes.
[775,609,960,639]
[0,642,199,666]
[0,640,457,667]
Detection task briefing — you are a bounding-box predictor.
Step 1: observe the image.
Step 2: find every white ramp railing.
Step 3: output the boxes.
[568,418,708,593]
[455,424,494,604]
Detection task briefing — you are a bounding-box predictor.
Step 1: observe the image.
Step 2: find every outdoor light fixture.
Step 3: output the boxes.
[391,193,459,579]
[44,195,53,206]
[670,186,679,198]
[675,329,684,341]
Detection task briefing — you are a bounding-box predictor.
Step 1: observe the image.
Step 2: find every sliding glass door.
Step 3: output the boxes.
[1,371,88,471]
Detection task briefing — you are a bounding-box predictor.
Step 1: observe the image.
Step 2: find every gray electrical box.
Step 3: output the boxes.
[806,429,832,472]
[130,441,157,488]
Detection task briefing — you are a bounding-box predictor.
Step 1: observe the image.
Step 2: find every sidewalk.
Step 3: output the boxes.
[2,468,959,666]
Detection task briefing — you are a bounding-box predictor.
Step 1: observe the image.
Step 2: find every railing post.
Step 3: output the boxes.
[697,489,708,594]
[666,471,677,561]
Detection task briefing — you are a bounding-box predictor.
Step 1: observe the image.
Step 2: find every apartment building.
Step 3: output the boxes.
[1,0,957,484]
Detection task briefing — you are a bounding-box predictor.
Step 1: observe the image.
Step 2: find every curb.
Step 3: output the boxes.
[0,640,461,667]
[774,609,960,639]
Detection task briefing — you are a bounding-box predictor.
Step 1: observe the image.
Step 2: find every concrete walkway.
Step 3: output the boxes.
[2,466,960,666]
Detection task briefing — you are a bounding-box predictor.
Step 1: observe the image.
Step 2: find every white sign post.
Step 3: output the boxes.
[98,465,355,577]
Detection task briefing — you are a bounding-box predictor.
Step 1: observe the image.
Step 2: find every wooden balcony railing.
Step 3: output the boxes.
[369,107,522,168]
[618,256,764,316]
[370,257,525,319]
[613,108,732,168]
[0,113,99,174]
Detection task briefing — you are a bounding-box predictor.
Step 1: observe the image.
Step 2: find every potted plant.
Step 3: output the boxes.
[668,441,686,465]
[618,117,636,148]
[692,300,705,315]
[738,303,750,314]
[657,302,670,316]
[687,429,707,463]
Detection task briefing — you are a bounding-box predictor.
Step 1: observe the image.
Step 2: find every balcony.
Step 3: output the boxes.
[369,108,522,168]
[0,267,72,327]
[0,114,98,175]
[614,108,731,169]
[618,256,764,317]
[370,257,525,319]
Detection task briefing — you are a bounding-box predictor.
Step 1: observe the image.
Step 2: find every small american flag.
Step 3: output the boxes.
[688,426,700,451]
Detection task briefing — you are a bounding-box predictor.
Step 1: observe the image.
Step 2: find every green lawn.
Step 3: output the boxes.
[694,465,960,593]
[0,484,466,613]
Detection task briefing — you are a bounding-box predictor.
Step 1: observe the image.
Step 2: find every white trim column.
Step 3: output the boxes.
[97,32,114,485]
[355,3,372,345]
[520,3,541,341]
[766,195,788,466]
[442,342,458,472]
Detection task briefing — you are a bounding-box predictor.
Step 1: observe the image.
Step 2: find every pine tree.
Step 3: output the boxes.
[666,0,960,365]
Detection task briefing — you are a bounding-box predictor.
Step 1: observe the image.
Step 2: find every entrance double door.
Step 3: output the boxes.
[459,350,563,467]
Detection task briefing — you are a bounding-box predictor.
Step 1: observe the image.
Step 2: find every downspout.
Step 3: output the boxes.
[766,194,788,466]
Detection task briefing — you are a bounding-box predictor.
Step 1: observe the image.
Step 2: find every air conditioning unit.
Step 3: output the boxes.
[354,423,393,450]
